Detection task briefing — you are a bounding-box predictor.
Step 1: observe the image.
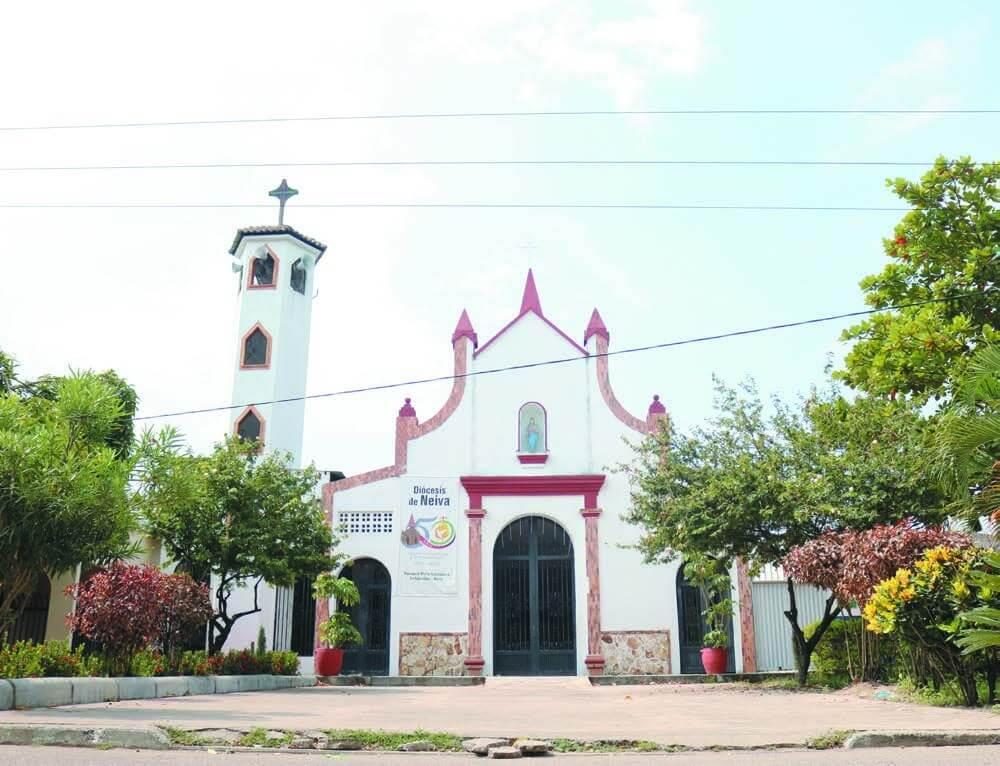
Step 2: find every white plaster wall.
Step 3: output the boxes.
[230,235,320,466]
[306,306,746,675]
[223,234,321,654]
[333,476,468,676]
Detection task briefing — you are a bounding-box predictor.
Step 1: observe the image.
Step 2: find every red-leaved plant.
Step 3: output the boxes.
[783,520,970,607]
[67,563,211,675]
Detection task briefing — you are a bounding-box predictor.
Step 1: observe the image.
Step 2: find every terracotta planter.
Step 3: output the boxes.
[314,647,344,677]
[700,646,727,674]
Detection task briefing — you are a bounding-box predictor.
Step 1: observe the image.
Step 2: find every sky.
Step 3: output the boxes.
[1,1,997,475]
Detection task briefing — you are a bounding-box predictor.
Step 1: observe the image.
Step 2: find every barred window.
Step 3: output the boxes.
[338,511,394,535]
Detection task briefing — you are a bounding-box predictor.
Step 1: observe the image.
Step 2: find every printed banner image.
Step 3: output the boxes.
[398,480,459,595]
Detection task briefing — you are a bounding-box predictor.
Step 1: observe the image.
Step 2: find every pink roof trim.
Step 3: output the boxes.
[584,308,610,344]
[451,309,478,348]
[475,309,589,358]
[475,269,589,358]
[520,268,543,315]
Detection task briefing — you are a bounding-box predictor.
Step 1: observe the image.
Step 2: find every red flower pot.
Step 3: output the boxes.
[700,647,727,675]
[314,647,344,677]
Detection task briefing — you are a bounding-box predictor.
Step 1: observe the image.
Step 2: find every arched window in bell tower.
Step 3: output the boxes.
[290,258,307,295]
[241,323,272,368]
[235,406,264,443]
[248,248,278,289]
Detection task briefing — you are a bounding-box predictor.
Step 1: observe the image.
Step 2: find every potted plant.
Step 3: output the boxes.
[687,555,733,675]
[313,572,363,677]
[700,627,729,674]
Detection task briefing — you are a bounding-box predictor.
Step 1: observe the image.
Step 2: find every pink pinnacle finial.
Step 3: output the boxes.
[399,397,417,417]
[584,308,609,344]
[520,268,543,316]
[451,308,478,348]
[648,394,666,415]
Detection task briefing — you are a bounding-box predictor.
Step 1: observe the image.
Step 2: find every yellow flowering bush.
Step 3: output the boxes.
[863,546,997,707]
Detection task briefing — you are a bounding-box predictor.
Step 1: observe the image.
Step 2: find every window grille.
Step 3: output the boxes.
[338,511,394,535]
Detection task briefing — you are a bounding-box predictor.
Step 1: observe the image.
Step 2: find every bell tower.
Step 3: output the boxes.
[228,180,326,466]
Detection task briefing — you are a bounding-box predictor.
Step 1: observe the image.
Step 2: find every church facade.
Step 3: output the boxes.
[224,206,759,677]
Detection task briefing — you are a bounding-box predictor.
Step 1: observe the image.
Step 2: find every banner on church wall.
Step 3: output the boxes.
[397,480,459,596]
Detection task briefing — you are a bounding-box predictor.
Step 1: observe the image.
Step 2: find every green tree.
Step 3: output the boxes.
[623,379,945,685]
[837,157,999,400]
[936,344,1000,526]
[137,433,339,653]
[0,371,136,633]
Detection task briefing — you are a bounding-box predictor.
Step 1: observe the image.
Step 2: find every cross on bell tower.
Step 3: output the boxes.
[269,178,298,225]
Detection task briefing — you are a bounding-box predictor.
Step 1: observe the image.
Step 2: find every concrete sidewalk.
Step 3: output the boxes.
[0,678,997,748]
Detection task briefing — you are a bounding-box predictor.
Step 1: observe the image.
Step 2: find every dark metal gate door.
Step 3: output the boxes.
[676,564,735,674]
[493,516,575,675]
[340,559,391,675]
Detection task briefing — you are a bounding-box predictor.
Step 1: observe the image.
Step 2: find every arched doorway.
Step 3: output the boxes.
[676,564,735,674]
[339,559,391,675]
[493,516,575,675]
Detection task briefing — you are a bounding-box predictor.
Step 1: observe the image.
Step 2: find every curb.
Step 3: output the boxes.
[0,723,170,750]
[0,674,317,710]
[844,730,1000,749]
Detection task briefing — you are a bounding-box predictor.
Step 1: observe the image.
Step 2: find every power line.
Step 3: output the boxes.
[0,159,955,173]
[133,289,994,422]
[0,202,908,212]
[2,108,997,132]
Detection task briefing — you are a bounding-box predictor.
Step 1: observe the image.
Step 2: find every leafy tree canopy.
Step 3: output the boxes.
[837,157,999,399]
[623,378,947,684]
[137,432,340,653]
[623,379,946,570]
[936,343,1000,526]
[0,371,136,632]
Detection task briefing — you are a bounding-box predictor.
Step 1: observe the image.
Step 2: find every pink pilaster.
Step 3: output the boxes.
[314,483,336,649]
[737,558,757,673]
[464,508,486,676]
[581,508,605,676]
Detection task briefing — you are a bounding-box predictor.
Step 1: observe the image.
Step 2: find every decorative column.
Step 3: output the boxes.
[736,558,757,673]
[463,508,486,676]
[581,507,605,676]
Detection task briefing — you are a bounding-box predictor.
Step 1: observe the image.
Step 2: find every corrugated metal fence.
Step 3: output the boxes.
[751,580,832,672]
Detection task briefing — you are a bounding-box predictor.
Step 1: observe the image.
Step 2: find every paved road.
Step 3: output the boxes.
[1,745,999,765]
[1,678,997,748]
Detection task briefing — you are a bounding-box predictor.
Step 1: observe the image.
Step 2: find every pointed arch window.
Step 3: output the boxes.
[241,323,272,368]
[247,247,279,289]
[235,406,264,444]
[290,258,307,295]
[517,401,548,464]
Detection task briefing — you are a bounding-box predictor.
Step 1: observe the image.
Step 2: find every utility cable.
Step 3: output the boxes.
[0,159,961,173]
[0,202,908,212]
[1,108,997,132]
[133,288,996,422]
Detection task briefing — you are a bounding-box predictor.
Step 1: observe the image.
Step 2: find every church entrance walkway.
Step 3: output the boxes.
[5,679,999,749]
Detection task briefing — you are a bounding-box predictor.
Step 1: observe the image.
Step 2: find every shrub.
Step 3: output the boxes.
[221,649,263,675]
[805,617,897,683]
[157,573,212,661]
[268,651,299,676]
[865,546,998,706]
[129,649,167,677]
[67,563,211,675]
[0,640,97,679]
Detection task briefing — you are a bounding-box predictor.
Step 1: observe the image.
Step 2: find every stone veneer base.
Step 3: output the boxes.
[589,671,796,685]
[0,675,316,711]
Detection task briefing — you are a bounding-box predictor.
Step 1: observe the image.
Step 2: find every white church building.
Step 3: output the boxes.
[223,188,767,677]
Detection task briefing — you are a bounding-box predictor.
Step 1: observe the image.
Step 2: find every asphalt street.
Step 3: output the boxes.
[1,746,998,765]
